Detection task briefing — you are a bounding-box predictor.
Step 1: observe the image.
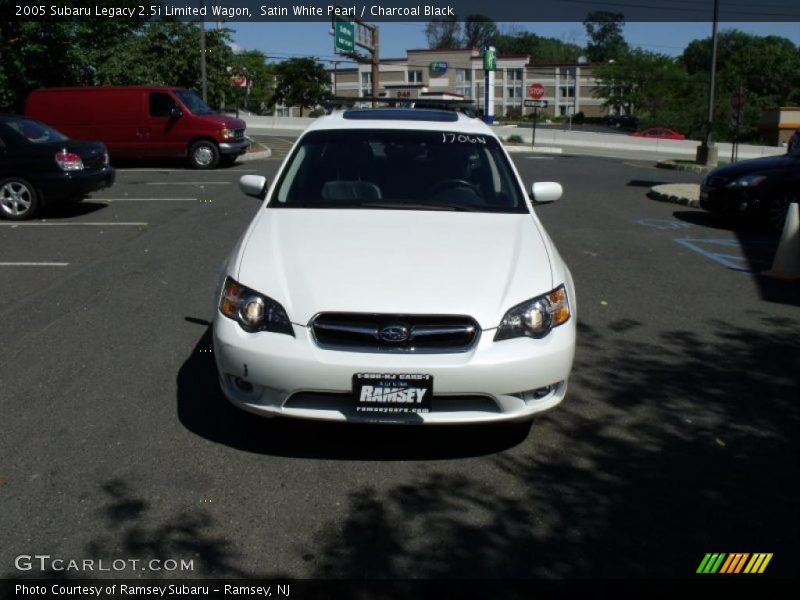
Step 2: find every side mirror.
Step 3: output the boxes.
[530,182,562,204]
[170,106,183,119]
[239,175,268,199]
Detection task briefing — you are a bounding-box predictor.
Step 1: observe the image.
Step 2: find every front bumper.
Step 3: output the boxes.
[219,139,250,156]
[699,186,759,214]
[37,166,115,202]
[212,314,576,424]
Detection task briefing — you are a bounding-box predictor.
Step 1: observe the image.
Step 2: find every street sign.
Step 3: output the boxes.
[524,99,548,108]
[731,91,747,110]
[729,111,743,130]
[483,47,496,71]
[333,16,355,54]
[528,83,545,100]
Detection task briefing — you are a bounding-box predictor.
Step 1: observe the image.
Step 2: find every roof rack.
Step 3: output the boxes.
[325,97,477,118]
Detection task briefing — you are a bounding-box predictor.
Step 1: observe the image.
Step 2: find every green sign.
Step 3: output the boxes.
[334,16,355,54]
[483,47,496,71]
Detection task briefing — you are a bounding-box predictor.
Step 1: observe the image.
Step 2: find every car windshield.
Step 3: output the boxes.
[271,129,528,213]
[174,89,215,115]
[4,118,68,144]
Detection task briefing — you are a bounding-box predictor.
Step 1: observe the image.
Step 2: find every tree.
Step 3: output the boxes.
[681,30,800,141]
[271,58,331,116]
[228,50,275,114]
[492,31,582,63]
[97,22,235,108]
[464,15,497,49]
[583,11,629,62]
[425,17,462,49]
[593,50,700,135]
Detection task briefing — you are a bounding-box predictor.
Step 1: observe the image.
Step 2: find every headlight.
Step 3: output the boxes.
[494,285,571,341]
[726,175,767,188]
[220,128,233,140]
[218,277,294,336]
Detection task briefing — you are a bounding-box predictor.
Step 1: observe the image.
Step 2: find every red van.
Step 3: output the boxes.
[26,86,249,169]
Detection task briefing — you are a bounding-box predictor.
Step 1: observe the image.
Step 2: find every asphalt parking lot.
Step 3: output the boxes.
[1,152,797,579]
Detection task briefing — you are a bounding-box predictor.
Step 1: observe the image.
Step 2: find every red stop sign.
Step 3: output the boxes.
[528,83,545,100]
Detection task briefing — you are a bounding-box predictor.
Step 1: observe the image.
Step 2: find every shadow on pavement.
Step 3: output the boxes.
[111,158,242,171]
[177,325,531,461]
[39,200,108,219]
[307,317,799,577]
[674,210,798,307]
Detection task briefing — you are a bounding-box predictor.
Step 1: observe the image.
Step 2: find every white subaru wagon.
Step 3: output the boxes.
[213,107,576,424]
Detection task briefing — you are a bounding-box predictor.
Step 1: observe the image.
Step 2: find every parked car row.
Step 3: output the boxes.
[1,85,251,219]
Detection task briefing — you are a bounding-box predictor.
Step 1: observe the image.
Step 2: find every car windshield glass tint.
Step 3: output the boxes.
[175,90,214,115]
[271,129,528,213]
[5,119,68,144]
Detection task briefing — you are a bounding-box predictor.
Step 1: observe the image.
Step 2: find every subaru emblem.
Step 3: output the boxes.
[379,324,410,343]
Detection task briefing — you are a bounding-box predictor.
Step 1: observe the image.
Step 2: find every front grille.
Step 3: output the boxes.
[232,129,245,140]
[311,313,480,353]
[284,392,500,414]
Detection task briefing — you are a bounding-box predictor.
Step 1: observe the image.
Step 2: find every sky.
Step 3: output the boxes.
[229,21,800,65]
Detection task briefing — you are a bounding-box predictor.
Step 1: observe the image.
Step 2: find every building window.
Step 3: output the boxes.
[408,70,422,84]
[360,71,372,96]
[456,68,473,98]
[559,86,575,98]
[506,69,523,102]
[559,67,576,78]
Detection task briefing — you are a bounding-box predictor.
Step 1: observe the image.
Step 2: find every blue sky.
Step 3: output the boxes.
[229,21,800,64]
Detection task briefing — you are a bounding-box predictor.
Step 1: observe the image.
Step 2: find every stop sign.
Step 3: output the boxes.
[528,83,545,100]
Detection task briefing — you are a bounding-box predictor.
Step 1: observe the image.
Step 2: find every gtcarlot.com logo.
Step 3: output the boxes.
[15,554,194,572]
[696,552,773,574]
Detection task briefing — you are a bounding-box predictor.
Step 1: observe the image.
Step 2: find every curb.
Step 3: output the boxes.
[238,148,272,162]
[504,145,563,154]
[656,160,713,175]
[647,184,701,208]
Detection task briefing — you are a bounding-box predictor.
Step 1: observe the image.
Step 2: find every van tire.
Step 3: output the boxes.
[0,177,40,220]
[189,140,220,169]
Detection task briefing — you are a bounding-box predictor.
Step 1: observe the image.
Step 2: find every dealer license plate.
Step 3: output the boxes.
[352,373,433,415]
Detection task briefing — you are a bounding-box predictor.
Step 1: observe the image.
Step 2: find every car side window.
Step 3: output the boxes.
[149,93,176,118]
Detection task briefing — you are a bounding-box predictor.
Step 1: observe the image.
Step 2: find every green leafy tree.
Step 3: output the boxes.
[681,30,800,141]
[491,31,582,63]
[424,17,462,49]
[464,16,498,49]
[271,58,331,116]
[583,11,629,62]
[229,50,275,114]
[97,22,235,108]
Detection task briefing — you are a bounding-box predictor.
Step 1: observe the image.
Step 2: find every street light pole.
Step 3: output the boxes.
[200,0,207,103]
[696,0,720,166]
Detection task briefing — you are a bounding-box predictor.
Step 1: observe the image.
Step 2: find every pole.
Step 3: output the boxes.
[199,0,207,103]
[531,108,538,147]
[696,0,720,165]
[370,26,379,107]
[333,61,339,95]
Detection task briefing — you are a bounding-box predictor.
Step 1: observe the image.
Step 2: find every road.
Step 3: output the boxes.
[1,152,797,581]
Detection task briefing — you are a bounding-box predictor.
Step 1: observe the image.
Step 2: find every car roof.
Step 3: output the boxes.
[306,109,497,137]
[31,86,187,93]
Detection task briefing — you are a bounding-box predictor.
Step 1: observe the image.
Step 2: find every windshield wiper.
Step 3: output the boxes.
[355,202,479,212]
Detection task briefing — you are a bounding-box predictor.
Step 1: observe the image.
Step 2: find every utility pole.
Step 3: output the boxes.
[199,0,207,102]
[370,25,380,106]
[332,60,341,95]
[696,0,720,166]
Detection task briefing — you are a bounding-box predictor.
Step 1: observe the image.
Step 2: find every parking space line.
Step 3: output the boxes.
[145,182,229,185]
[92,198,197,202]
[0,222,148,227]
[0,262,69,266]
[118,168,257,172]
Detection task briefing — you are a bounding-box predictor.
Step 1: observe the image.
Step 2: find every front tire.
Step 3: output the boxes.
[0,177,39,220]
[766,193,792,232]
[189,140,220,169]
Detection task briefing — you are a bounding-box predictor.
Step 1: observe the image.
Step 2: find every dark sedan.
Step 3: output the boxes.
[0,115,114,220]
[699,147,799,230]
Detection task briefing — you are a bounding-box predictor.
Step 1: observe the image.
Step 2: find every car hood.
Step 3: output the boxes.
[236,209,554,329]
[197,113,246,130]
[708,154,798,181]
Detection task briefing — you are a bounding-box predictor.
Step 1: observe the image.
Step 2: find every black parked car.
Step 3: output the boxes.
[0,115,114,220]
[606,114,639,131]
[699,146,799,231]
